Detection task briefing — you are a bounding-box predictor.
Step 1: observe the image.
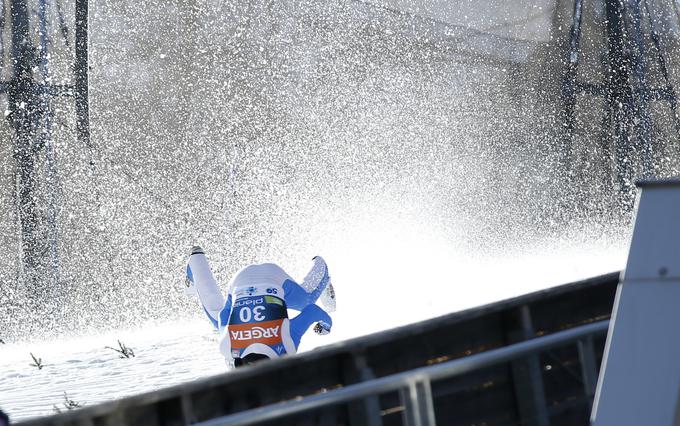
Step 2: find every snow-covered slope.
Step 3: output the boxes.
[1,234,627,422]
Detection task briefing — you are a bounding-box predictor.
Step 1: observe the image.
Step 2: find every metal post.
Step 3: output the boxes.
[628,0,654,178]
[577,336,598,406]
[521,305,549,426]
[604,0,634,202]
[351,355,383,426]
[341,354,383,426]
[3,0,88,303]
[39,0,60,296]
[0,0,5,68]
[508,305,550,426]
[9,0,44,297]
[644,0,680,144]
[415,379,436,426]
[75,0,91,164]
[599,78,615,195]
[401,379,436,426]
[562,0,585,176]
[400,383,418,426]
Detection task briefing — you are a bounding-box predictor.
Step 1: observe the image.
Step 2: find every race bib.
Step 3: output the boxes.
[228,295,288,350]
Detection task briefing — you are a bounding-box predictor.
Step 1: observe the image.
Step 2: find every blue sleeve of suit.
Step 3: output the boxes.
[217,294,232,332]
[289,304,333,348]
[282,273,332,348]
[282,272,329,311]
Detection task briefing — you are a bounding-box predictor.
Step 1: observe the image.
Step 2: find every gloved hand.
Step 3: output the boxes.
[184,246,203,297]
[314,321,331,335]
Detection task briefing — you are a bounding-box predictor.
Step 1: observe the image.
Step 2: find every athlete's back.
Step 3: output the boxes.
[221,268,297,362]
[186,248,334,367]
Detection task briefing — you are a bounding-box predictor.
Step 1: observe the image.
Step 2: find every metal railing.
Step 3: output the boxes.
[195,320,610,426]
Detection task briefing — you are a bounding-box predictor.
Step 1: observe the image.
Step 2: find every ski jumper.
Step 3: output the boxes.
[187,250,333,364]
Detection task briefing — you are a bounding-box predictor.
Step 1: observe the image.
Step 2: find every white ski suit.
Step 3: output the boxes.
[186,248,332,365]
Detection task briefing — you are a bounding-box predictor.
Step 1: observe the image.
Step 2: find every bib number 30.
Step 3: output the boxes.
[239,305,266,322]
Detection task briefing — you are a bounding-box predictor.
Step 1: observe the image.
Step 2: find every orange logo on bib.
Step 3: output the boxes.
[229,319,284,349]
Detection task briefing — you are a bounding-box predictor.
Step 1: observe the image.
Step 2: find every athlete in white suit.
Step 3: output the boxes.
[186,246,333,367]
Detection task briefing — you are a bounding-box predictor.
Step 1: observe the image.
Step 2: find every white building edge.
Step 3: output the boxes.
[592,178,680,426]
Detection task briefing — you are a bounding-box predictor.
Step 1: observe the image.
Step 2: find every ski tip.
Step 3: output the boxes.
[191,245,204,255]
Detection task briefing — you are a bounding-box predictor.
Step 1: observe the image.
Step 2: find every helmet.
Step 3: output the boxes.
[234,353,270,368]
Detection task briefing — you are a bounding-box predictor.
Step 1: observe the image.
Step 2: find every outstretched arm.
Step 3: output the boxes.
[289,304,332,348]
[187,247,225,329]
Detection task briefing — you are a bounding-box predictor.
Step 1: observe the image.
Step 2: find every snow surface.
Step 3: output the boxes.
[1,232,628,422]
[0,321,225,422]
